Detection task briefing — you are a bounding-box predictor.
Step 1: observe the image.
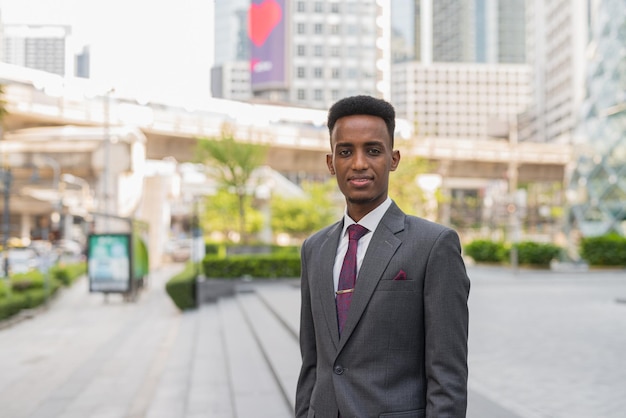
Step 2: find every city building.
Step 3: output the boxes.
[74,45,90,78]
[392,62,531,139]
[212,0,390,108]
[1,24,72,76]
[210,0,251,100]
[521,0,588,143]
[566,0,626,238]
[390,0,526,65]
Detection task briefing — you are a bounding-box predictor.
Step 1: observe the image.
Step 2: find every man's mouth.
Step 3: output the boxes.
[349,177,372,186]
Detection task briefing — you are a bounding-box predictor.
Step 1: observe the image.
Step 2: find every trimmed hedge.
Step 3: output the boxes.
[464,239,562,267]
[202,254,301,279]
[165,252,302,311]
[0,262,86,322]
[165,262,197,311]
[464,239,506,263]
[580,233,626,266]
[510,241,562,267]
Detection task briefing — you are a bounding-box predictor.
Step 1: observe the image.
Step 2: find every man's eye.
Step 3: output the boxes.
[338,149,351,156]
[368,148,382,154]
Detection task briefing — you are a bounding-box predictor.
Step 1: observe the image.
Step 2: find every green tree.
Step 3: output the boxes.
[271,180,339,240]
[200,188,263,242]
[195,128,268,243]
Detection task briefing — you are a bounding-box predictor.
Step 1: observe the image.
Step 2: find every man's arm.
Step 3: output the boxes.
[295,242,317,417]
[423,228,470,417]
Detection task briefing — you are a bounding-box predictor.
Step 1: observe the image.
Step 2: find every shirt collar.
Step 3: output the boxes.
[342,197,392,237]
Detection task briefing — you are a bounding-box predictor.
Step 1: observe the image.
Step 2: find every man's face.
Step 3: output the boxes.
[327,114,400,220]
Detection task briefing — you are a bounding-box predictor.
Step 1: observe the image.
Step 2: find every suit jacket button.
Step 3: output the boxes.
[334,366,344,375]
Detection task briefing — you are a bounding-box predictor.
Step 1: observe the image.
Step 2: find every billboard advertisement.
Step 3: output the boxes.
[88,233,131,293]
[249,0,287,90]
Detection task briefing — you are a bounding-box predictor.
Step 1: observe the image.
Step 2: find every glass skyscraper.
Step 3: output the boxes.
[567,0,626,237]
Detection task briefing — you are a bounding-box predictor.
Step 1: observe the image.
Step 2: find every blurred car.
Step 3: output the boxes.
[6,248,40,275]
[167,239,192,262]
[53,239,85,264]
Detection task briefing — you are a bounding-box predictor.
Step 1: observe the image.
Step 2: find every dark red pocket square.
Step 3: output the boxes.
[393,270,407,280]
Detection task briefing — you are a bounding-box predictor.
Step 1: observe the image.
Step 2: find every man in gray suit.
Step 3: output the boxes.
[296,95,470,417]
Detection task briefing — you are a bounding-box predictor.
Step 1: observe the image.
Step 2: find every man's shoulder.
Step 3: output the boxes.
[402,212,456,236]
[304,221,341,245]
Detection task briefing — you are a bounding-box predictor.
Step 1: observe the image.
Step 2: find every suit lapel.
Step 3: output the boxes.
[317,221,343,349]
[337,203,405,352]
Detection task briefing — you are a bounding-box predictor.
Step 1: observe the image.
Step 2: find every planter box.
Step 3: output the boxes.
[195,276,299,305]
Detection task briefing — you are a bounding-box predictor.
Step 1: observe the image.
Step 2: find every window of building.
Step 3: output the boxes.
[331,68,341,79]
[331,89,340,100]
[298,89,306,100]
[330,46,341,57]
[330,24,340,35]
[330,3,340,13]
[297,67,306,78]
[314,23,323,34]
[297,1,306,12]
[314,89,323,101]
[314,67,323,78]
[314,2,323,12]
[314,45,323,56]
[297,45,306,56]
[297,23,306,34]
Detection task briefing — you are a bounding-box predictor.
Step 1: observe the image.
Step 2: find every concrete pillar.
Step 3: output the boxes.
[20,214,32,241]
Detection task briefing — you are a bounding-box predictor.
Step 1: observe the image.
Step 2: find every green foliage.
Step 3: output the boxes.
[202,254,301,279]
[205,243,221,255]
[580,233,626,266]
[0,279,8,298]
[271,180,338,239]
[165,262,197,311]
[464,239,507,263]
[201,188,263,240]
[10,271,45,292]
[195,130,268,242]
[0,262,85,322]
[511,241,562,266]
[388,156,432,218]
[49,262,86,286]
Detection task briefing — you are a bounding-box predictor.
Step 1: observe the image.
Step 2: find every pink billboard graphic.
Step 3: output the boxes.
[249,0,287,90]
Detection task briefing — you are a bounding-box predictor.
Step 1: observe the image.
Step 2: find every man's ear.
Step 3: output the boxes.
[390,150,401,171]
[326,154,335,175]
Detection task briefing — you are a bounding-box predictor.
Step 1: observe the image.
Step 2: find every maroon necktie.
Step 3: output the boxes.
[336,224,369,335]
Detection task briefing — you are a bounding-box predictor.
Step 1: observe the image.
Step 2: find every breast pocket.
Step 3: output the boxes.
[376,279,418,292]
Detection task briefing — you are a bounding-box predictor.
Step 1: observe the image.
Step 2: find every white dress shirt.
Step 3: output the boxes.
[333,197,393,293]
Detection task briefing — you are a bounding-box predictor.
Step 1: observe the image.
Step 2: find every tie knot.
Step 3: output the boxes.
[347,224,369,241]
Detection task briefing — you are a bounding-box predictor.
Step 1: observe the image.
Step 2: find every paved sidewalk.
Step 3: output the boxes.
[1,264,625,417]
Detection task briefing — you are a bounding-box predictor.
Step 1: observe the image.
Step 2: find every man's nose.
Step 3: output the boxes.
[352,150,368,169]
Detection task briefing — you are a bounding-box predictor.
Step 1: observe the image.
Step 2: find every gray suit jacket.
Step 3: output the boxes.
[296,202,470,418]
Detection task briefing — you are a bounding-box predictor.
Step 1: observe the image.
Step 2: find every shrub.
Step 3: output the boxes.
[0,293,27,321]
[464,239,506,263]
[580,233,626,266]
[165,262,197,311]
[511,241,562,266]
[202,253,301,279]
[10,271,45,292]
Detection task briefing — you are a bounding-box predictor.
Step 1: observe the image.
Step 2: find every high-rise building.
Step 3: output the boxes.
[211,0,251,100]
[391,0,526,64]
[75,45,90,78]
[522,0,588,143]
[2,24,71,76]
[567,0,626,237]
[212,0,390,108]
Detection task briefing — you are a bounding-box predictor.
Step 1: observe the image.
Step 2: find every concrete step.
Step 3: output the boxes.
[217,296,292,418]
[236,291,301,411]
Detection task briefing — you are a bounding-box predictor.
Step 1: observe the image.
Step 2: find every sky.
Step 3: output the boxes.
[0,0,215,104]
